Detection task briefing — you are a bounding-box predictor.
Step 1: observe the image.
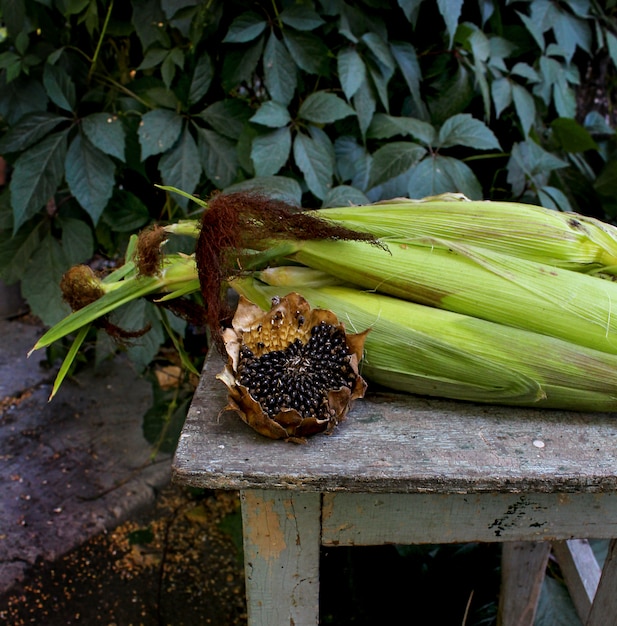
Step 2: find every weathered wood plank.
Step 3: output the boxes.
[551,539,600,623]
[320,493,617,545]
[586,538,617,626]
[241,490,321,626]
[497,542,551,626]
[172,352,617,495]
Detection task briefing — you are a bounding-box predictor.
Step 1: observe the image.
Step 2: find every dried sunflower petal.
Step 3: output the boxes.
[217,293,368,443]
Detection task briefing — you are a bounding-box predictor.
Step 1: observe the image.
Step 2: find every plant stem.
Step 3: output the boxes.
[88,0,114,83]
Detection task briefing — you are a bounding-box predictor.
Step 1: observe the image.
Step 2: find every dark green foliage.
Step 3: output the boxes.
[0,0,616,336]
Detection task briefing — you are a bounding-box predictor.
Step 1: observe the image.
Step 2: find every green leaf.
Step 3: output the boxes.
[10,129,69,232]
[221,37,264,92]
[159,127,201,209]
[282,30,329,75]
[437,0,463,47]
[198,99,251,140]
[352,79,377,138]
[65,133,116,224]
[491,77,512,119]
[196,127,238,189]
[280,5,324,31]
[0,112,66,153]
[406,154,482,199]
[263,32,297,106]
[112,299,165,372]
[551,9,591,61]
[102,190,150,232]
[60,217,94,266]
[188,53,213,106]
[224,176,302,206]
[362,32,395,73]
[21,234,71,326]
[334,136,371,190]
[251,127,292,177]
[322,185,370,208]
[138,47,169,70]
[537,185,573,212]
[427,65,473,126]
[551,118,598,153]
[0,76,48,125]
[437,113,501,150]
[298,91,355,124]
[138,108,183,160]
[390,41,425,115]
[594,161,617,199]
[43,63,76,112]
[293,128,334,200]
[1,0,26,36]
[0,215,43,284]
[337,47,366,100]
[512,84,536,136]
[82,112,126,161]
[368,141,426,189]
[222,12,267,43]
[250,101,291,128]
[367,113,435,145]
[132,0,169,50]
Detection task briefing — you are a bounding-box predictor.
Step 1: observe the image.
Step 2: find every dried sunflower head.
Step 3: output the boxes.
[217,292,368,443]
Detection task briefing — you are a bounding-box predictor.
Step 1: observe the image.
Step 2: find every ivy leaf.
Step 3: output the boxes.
[222,36,264,91]
[322,185,370,208]
[337,47,366,100]
[282,30,329,75]
[43,63,76,112]
[159,127,201,209]
[102,190,150,232]
[406,155,482,199]
[10,129,69,232]
[491,77,512,119]
[352,79,377,138]
[224,176,302,206]
[551,9,591,61]
[82,112,126,161]
[251,127,291,177]
[0,112,66,153]
[250,101,291,128]
[0,213,42,284]
[1,0,26,36]
[21,234,71,326]
[223,12,267,43]
[437,0,463,47]
[367,113,435,145]
[512,84,536,136]
[0,76,48,125]
[60,217,94,266]
[263,32,297,106]
[551,118,597,153]
[280,5,324,31]
[196,127,238,189]
[138,47,169,70]
[65,133,116,224]
[188,52,213,106]
[437,113,501,150]
[293,128,334,200]
[197,99,251,140]
[368,141,426,189]
[334,136,370,185]
[138,108,183,160]
[298,91,355,124]
[537,185,573,212]
[390,40,425,115]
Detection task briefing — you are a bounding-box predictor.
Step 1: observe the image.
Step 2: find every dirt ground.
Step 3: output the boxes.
[0,485,247,626]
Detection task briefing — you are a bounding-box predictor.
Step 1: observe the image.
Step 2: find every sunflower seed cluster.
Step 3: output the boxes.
[237,322,356,419]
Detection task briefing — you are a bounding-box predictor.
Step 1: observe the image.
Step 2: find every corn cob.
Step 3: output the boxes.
[314,195,617,273]
[283,237,617,355]
[233,270,617,411]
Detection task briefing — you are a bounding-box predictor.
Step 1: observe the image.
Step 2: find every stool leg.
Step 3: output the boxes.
[586,538,617,626]
[497,541,551,626]
[241,490,321,626]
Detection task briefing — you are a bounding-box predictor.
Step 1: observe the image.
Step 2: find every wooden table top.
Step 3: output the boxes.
[172,350,617,495]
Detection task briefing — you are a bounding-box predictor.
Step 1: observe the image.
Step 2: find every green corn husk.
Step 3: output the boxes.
[314,195,617,273]
[284,237,617,355]
[233,270,617,411]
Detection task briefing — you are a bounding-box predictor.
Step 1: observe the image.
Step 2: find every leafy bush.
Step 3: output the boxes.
[0,0,616,361]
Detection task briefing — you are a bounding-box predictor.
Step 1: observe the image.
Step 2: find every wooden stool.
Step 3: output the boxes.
[172,352,617,625]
